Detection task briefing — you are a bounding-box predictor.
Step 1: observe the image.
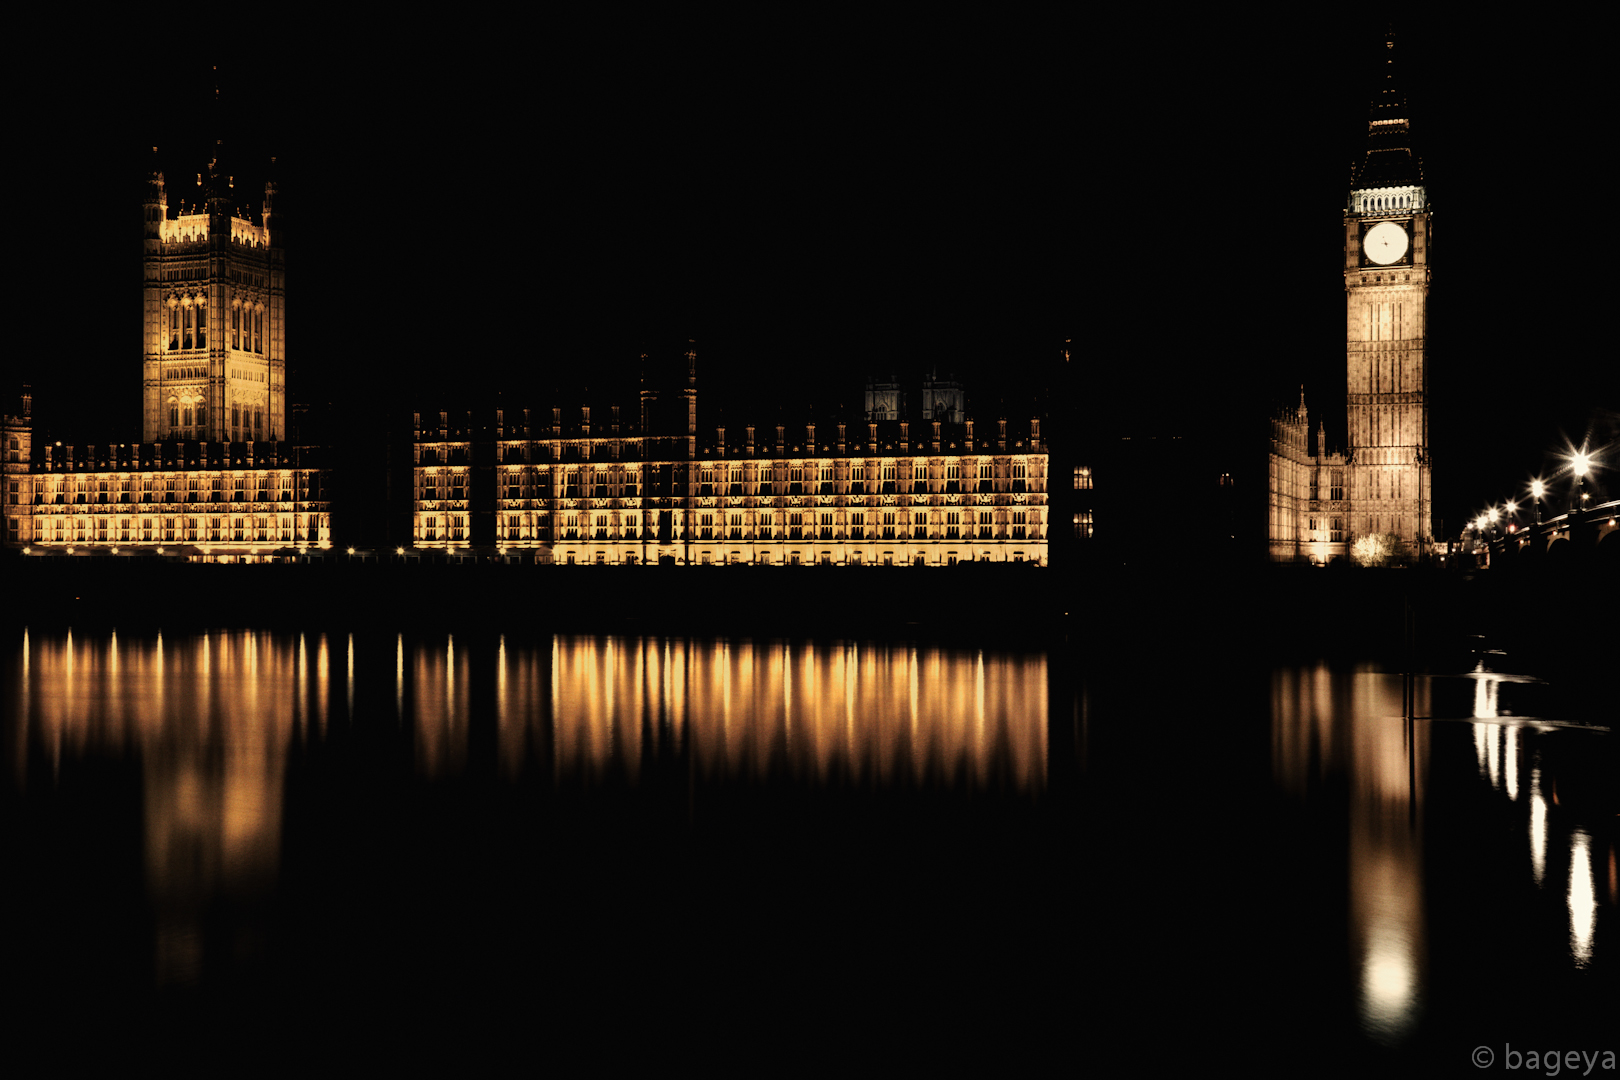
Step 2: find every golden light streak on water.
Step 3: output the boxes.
[296,633,307,740]
[523,636,1044,791]
[15,630,27,792]
[1530,766,1547,887]
[347,633,354,717]
[414,634,467,778]
[317,634,328,733]
[1569,830,1596,967]
[1504,725,1519,801]
[16,630,296,988]
[396,633,404,720]
[1485,723,1501,791]
[1275,668,1428,1046]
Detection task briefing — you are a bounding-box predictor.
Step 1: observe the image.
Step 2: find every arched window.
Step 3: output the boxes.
[183,304,193,350]
[196,302,206,348]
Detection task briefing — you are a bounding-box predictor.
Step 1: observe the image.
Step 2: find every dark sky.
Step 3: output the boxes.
[13,13,1612,536]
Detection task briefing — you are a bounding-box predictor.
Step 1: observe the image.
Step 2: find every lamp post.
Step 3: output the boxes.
[1571,450,1591,516]
[1530,479,1544,527]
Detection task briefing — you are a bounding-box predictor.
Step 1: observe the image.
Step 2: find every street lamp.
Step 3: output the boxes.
[1530,479,1544,526]
[1571,449,1592,513]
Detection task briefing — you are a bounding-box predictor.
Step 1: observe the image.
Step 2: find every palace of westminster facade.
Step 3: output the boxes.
[410,361,1064,567]
[3,152,331,559]
[5,38,1435,569]
[1,150,1078,565]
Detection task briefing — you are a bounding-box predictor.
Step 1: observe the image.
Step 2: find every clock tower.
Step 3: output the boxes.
[1342,30,1431,558]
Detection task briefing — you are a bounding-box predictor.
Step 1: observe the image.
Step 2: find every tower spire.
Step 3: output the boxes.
[1350,26,1425,191]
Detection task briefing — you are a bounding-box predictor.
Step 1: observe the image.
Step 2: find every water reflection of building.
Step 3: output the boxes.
[1273,664,1428,1045]
[1274,659,1616,1043]
[18,630,299,986]
[408,636,1047,791]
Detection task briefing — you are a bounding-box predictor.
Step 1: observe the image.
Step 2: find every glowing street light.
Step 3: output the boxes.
[1570,448,1594,514]
[1530,479,1545,526]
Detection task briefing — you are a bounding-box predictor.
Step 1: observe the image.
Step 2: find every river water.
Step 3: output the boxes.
[6,626,1613,1068]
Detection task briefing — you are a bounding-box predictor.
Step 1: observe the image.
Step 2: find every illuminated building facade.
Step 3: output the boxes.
[1270,30,1431,563]
[412,346,1057,566]
[18,440,330,557]
[1268,391,1348,564]
[1,151,329,560]
[1341,31,1431,557]
[142,148,286,444]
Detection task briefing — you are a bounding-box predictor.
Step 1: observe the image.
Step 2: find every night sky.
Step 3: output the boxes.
[15,13,1612,539]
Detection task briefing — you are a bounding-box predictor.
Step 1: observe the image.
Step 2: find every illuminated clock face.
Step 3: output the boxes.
[1364,221,1409,265]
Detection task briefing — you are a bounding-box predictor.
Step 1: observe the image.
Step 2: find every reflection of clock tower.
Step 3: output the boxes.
[1343,30,1430,557]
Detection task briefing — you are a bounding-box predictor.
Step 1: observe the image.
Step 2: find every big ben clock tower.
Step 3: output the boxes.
[1343,30,1431,558]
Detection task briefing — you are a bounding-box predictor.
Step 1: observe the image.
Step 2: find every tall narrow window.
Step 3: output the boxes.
[183,305,193,350]
[169,306,179,350]
[196,303,206,348]
[232,304,240,349]
[254,309,263,354]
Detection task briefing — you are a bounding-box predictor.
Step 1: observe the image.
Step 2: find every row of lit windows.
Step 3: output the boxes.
[491,460,1038,479]
[36,514,324,543]
[446,508,1046,543]
[158,225,266,248]
[1306,518,1346,542]
[30,473,307,504]
[166,303,264,353]
[1355,192,1420,214]
[163,403,265,435]
[522,551,1037,567]
[418,462,1048,498]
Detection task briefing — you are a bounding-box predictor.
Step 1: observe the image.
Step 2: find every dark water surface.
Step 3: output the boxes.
[6,624,1613,1069]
